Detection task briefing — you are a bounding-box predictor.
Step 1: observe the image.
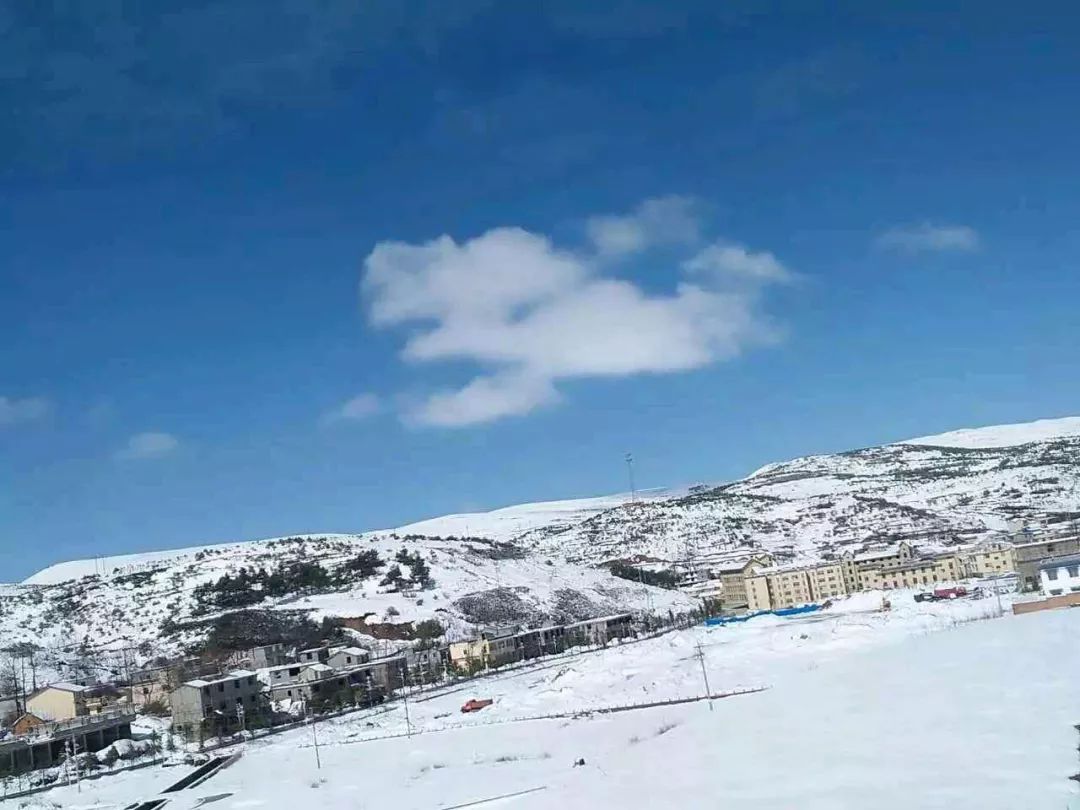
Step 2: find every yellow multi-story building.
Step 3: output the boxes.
[956,540,1017,577]
[871,553,962,590]
[746,559,848,611]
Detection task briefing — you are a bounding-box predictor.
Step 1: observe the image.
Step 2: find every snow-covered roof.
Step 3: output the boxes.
[331,646,368,657]
[565,613,633,628]
[305,663,334,673]
[44,682,89,694]
[184,670,255,688]
[1038,554,1080,572]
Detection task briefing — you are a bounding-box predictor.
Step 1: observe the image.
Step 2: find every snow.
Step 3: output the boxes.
[389,490,668,540]
[22,592,1080,809]
[901,415,1080,448]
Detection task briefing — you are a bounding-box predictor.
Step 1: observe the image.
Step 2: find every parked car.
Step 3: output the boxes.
[461,698,493,713]
[914,592,934,603]
[933,586,968,600]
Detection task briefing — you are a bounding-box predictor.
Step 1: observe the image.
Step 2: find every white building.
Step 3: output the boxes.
[1037,555,1080,597]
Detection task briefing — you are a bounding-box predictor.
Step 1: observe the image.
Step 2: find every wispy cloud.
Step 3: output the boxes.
[875,223,980,254]
[0,396,51,427]
[363,196,793,428]
[585,195,700,258]
[117,431,179,460]
[322,393,381,425]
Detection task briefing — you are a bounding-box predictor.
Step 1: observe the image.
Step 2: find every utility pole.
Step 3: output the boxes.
[695,642,714,712]
[308,701,321,770]
[625,453,636,503]
[400,663,412,738]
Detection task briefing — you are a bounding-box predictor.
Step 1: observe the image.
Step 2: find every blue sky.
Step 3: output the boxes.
[4,1,1080,579]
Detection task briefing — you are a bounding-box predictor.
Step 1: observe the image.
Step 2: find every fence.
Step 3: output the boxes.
[295,687,768,749]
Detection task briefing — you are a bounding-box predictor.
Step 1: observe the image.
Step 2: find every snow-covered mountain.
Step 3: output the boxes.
[4,416,1079,675]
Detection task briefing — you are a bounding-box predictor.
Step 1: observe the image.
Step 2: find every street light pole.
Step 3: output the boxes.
[625,453,636,503]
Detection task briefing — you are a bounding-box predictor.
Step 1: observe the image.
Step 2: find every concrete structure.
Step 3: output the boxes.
[169,670,262,737]
[711,555,773,608]
[871,554,963,591]
[26,683,88,721]
[1013,536,1080,591]
[1038,554,1080,597]
[565,613,633,646]
[0,709,133,774]
[257,663,305,690]
[229,642,292,670]
[957,540,1017,578]
[514,625,568,660]
[449,627,519,671]
[297,645,331,664]
[327,646,370,670]
[849,542,915,588]
[747,546,956,610]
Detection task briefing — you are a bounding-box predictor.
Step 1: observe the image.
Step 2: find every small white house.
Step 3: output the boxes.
[1038,555,1080,597]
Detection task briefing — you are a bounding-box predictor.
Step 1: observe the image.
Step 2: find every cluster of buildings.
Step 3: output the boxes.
[0,683,135,774]
[447,613,634,671]
[168,641,438,738]
[680,531,1080,613]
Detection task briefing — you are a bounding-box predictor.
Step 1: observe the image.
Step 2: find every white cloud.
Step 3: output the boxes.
[322,393,381,425]
[406,372,559,428]
[585,195,700,257]
[875,223,980,253]
[118,431,179,459]
[363,198,792,428]
[0,396,51,427]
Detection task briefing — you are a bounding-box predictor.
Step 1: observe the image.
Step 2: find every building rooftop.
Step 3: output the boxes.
[1038,554,1080,572]
[331,646,368,657]
[184,670,255,688]
[41,682,90,694]
[565,613,633,628]
[305,663,335,673]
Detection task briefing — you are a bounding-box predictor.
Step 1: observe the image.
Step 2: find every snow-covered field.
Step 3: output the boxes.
[25,591,1080,809]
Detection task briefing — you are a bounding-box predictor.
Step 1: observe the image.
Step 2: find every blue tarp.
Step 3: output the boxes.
[704,602,822,626]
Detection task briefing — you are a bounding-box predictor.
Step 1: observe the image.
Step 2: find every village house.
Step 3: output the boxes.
[449,626,519,671]
[565,613,634,646]
[228,642,292,670]
[11,712,45,736]
[514,625,568,660]
[26,683,124,722]
[169,670,262,737]
[0,710,134,774]
[1012,535,1080,591]
[1038,554,1080,597]
[296,645,331,664]
[326,646,370,670]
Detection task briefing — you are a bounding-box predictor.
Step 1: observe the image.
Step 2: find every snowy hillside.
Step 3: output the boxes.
[0,533,694,677]
[5,415,1079,675]
[900,415,1080,449]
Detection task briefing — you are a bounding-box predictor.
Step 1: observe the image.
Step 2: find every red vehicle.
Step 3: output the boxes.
[933,585,968,600]
[461,698,493,713]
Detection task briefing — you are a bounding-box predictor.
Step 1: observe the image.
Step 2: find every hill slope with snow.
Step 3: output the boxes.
[5,415,1079,677]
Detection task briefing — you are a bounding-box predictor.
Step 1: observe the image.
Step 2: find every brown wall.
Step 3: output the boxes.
[1012,593,1080,615]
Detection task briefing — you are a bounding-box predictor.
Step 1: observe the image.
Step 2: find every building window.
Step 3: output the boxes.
[1048,569,1060,580]
[1068,566,1079,578]
[218,683,225,692]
